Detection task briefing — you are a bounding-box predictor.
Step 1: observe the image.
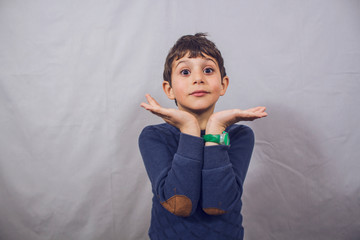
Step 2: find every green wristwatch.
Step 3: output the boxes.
[203,131,230,146]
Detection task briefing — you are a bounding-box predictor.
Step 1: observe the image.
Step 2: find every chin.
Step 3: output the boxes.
[187,105,215,114]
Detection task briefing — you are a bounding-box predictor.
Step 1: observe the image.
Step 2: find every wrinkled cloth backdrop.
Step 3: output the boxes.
[0,0,359,239]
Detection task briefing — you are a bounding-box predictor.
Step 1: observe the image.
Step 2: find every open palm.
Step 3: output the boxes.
[140,94,200,136]
[206,107,268,133]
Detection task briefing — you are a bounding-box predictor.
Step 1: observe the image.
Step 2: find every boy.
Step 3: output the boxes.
[138,33,267,240]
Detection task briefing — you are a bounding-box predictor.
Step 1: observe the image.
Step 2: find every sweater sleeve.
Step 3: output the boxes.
[138,126,204,217]
[201,125,254,215]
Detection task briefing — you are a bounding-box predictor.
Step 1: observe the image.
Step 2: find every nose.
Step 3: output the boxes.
[193,70,204,84]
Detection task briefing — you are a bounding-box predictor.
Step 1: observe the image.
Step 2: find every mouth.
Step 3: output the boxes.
[190,90,209,97]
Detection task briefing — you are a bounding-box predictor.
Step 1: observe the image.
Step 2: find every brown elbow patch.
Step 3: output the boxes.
[160,195,192,217]
[203,207,226,215]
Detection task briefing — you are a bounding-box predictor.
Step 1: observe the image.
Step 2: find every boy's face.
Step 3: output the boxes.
[163,53,229,115]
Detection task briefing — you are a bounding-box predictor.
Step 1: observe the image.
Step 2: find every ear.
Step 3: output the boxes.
[163,81,175,100]
[220,76,229,96]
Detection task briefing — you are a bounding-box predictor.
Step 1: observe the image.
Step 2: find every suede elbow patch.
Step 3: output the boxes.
[203,207,226,215]
[161,195,192,217]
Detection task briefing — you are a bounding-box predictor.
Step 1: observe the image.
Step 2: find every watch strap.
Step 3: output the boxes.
[203,131,230,146]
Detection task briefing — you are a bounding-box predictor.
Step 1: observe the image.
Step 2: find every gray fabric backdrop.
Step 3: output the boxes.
[0,0,359,239]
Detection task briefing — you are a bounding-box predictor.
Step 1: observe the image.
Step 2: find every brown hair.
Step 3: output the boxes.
[163,33,227,86]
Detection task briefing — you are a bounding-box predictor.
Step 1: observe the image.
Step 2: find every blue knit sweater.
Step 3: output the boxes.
[138,123,254,240]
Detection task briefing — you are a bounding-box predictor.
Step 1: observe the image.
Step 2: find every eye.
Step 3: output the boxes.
[203,68,214,74]
[180,69,190,76]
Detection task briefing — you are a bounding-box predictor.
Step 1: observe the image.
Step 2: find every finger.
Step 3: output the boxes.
[234,109,259,117]
[143,102,171,118]
[141,102,164,114]
[141,102,173,121]
[249,111,267,118]
[252,111,268,118]
[140,102,153,110]
[245,106,266,113]
[244,107,258,112]
[254,106,267,113]
[146,94,161,107]
[236,111,267,121]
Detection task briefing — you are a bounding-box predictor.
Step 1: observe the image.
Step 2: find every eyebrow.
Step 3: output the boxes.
[175,58,217,68]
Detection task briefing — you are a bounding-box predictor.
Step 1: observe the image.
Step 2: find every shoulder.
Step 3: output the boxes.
[140,123,179,137]
[138,123,180,147]
[227,124,254,137]
[226,124,254,145]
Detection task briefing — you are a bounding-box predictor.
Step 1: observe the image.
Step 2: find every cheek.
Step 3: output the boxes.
[209,81,223,93]
[171,81,186,95]
[173,88,185,99]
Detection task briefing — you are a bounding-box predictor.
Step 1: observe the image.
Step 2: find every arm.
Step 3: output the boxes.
[201,126,254,215]
[139,94,203,217]
[202,107,267,215]
[139,126,204,217]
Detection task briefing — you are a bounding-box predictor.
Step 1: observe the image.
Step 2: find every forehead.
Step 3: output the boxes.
[172,52,218,67]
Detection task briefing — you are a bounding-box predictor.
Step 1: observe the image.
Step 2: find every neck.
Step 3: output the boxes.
[179,106,215,131]
[193,110,213,131]
[178,104,215,130]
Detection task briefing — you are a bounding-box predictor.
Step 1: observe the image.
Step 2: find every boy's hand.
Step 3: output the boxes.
[141,94,201,137]
[206,107,268,134]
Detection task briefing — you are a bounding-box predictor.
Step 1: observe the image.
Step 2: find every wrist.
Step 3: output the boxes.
[180,123,200,137]
[205,125,225,135]
[205,117,225,135]
[203,131,230,146]
[205,142,219,146]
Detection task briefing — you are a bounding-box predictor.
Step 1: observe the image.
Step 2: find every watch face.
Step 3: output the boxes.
[224,134,230,145]
[220,132,230,145]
